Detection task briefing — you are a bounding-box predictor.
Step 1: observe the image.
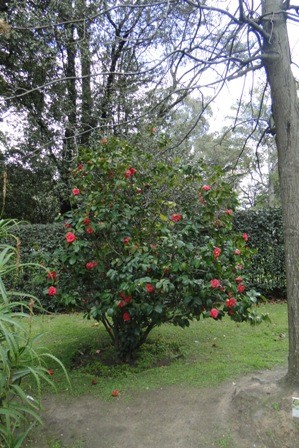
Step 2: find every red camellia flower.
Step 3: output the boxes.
[48,286,57,296]
[64,222,72,229]
[83,217,91,225]
[136,187,142,194]
[123,312,131,322]
[237,283,246,293]
[124,295,132,304]
[125,167,137,178]
[170,213,182,222]
[66,232,76,243]
[213,247,221,258]
[210,308,219,319]
[123,236,131,245]
[235,276,243,283]
[226,297,237,308]
[86,261,97,270]
[146,283,155,293]
[242,232,249,242]
[47,271,57,281]
[47,369,54,376]
[202,185,211,191]
[210,279,221,289]
[112,389,119,397]
[72,188,80,195]
[225,209,233,215]
[234,249,241,255]
[77,164,84,171]
[86,227,94,234]
[118,292,132,305]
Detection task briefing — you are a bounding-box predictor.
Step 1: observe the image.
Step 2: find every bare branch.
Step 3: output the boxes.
[183,0,242,24]
[233,81,268,170]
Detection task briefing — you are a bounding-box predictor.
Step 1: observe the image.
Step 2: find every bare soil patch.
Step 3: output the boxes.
[28,366,299,448]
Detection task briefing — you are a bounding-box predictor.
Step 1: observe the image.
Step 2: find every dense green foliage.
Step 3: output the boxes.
[7,208,286,312]
[0,163,60,223]
[234,208,285,298]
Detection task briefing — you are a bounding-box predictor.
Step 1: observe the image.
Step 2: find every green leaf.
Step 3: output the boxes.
[160,213,168,222]
[107,308,114,317]
[154,304,163,314]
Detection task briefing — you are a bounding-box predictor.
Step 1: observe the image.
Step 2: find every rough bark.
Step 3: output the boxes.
[262,0,299,385]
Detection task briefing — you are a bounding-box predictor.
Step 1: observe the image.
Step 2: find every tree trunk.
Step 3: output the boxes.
[77,4,95,146]
[262,0,299,385]
[60,17,78,214]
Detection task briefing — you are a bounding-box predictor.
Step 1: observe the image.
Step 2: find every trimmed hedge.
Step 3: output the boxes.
[234,208,286,298]
[9,209,286,312]
[14,222,65,258]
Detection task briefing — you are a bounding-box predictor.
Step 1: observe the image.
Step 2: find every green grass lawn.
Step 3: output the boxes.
[27,303,288,400]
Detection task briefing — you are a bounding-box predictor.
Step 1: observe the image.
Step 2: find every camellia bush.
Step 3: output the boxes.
[54,135,268,362]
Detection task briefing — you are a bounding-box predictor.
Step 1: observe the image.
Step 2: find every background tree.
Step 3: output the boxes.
[0,1,206,215]
[0,162,59,223]
[218,87,280,209]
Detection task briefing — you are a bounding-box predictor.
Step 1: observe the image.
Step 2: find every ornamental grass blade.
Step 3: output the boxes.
[13,422,38,448]
[1,403,43,425]
[0,321,20,359]
[10,384,40,411]
[39,353,72,389]
[0,276,8,304]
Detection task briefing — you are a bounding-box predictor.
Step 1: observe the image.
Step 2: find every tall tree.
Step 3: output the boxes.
[261,0,299,384]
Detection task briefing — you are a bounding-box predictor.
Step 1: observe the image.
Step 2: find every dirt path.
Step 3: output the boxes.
[28,366,299,448]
